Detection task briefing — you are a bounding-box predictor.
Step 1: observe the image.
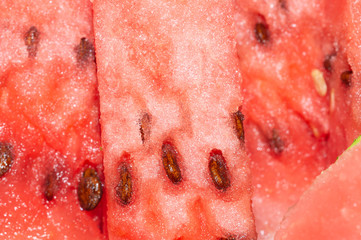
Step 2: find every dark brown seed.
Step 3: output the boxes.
[161,142,182,184]
[254,22,270,44]
[341,70,353,87]
[209,149,230,191]
[116,163,133,206]
[75,37,95,65]
[24,26,40,58]
[279,0,287,9]
[323,57,332,72]
[0,142,14,177]
[44,171,58,201]
[233,110,245,142]
[77,168,103,210]
[139,112,151,143]
[269,129,284,155]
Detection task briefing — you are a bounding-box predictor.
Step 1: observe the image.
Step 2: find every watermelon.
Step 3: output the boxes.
[274,136,361,239]
[93,0,256,238]
[2,0,361,239]
[0,0,105,238]
[345,0,361,144]
[233,0,350,238]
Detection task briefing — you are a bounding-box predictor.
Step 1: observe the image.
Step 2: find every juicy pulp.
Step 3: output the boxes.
[0,0,105,238]
[94,0,256,239]
[275,138,361,240]
[234,0,349,238]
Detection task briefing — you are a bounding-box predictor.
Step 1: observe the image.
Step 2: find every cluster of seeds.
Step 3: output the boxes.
[113,109,247,207]
[0,140,103,211]
[20,26,102,209]
[12,16,346,238]
[322,54,353,87]
[0,27,103,211]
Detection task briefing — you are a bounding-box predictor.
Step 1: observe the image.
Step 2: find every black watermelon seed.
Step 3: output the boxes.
[0,142,14,177]
[75,37,95,65]
[233,110,245,143]
[323,57,332,72]
[161,142,182,184]
[139,112,151,143]
[254,22,270,44]
[269,129,284,155]
[341,70,353,87]
[279,0,287,9]
[77,168,103,210]
[24,26,40,58]
[116,162,133,206]
[209,149,230,191]
[44,171,58,201]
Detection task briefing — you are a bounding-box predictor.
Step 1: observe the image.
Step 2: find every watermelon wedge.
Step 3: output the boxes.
[93,0,256,238]
[233,0,349,238]
[274,136,361,240]
[345,0,361,144]
[0,0,105,238]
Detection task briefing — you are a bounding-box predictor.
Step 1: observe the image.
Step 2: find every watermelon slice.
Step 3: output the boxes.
[0,0,105,238]
[274,136,361,239]
[345,0,361,144]
[94,0,256,238]
[233,0,349,238]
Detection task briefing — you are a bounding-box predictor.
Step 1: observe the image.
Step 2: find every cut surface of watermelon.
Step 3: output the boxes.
[345,0,361,144]
[2,0,361,238]
[0,0,105,238]
[94,0,256,239]
[233,0,349,238]
[274,137,361,240]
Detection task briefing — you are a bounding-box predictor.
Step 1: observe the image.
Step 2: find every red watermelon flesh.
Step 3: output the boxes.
[94,0,256,239]
[345,0,361,144]
[274,137,361,240]
[233,0,349,238]
[0,0,105,238]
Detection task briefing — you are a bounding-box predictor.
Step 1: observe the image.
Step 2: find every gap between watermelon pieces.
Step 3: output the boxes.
[274,136,361,240]
[93,0,256,239]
